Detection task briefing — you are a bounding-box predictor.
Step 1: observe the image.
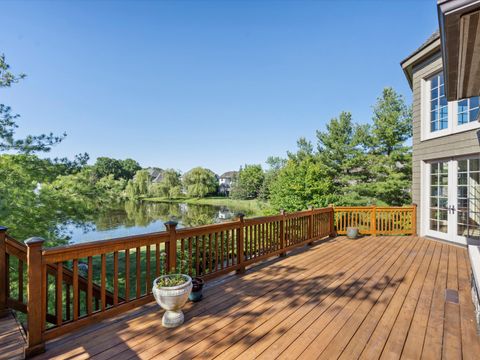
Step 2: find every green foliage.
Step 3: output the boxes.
[125,169,151,199]
[351,88,413,205]
[259,156,286,201]
[92,157,141,180]
[0,54,66,154]
[268,87,412,210]
[149,169,182,199]
[269,150,336,211]
[230,164,265,200]
[0,154,125,244]
[183,167,218,198]
[156,274,187,288]
[316,111,368,190]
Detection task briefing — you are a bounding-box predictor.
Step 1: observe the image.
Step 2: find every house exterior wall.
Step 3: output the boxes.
[411,50,480,235]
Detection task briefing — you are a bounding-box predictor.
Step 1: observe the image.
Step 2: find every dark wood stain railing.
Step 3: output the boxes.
[0,205,416,357]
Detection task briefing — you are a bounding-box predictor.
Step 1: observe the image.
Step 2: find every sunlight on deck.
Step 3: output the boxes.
[35,235,480,359]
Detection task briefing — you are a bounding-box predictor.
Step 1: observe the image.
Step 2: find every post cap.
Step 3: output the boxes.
[0,226,8,232]
[236,212,245,219]
[308,205,314,210]
[280,209,286,215]
[25,237,45,246]
[164,220,178,227]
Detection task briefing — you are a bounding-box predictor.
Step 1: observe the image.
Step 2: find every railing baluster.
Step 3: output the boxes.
[66,284,71,320]
[56,262,62,326]
[18,259,24,304]
[196,236,200,275]
[214,233,219,272]
[220,232,224,270]
[113,251,119,305]
[225,232,229,268]
[209,233,213,274]
[87,256,93,315]
[125,249,130,302]
[101,254,106,311]
[202,235,206,275]
[146,246,151,294]
[72,259,79,321]
[155,244,160,278]
[136,247,141,299]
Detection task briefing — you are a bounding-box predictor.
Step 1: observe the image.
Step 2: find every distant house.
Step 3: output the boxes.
[146,167,164,183]
[218,171,237,196]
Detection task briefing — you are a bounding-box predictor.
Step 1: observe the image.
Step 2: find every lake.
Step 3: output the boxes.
[65,201,257,244]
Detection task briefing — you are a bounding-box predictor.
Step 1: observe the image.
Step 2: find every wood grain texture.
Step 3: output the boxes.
[34,236,480,360]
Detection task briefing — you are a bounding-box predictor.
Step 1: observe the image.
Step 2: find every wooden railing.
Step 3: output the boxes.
[334,205,417,236]
[0,205,416,357]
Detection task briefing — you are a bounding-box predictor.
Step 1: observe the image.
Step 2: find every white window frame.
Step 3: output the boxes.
[421,72,480,141]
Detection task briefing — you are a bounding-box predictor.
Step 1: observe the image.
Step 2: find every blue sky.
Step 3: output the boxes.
[1,0,438,174]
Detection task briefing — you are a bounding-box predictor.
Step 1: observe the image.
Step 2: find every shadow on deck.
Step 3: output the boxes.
[31,235,480,359]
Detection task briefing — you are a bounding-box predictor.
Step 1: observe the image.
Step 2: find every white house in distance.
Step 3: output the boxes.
[218,171,237,196]
[401,0,480,326]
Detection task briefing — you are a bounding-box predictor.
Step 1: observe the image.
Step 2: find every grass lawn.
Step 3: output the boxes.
[142,196,272,217]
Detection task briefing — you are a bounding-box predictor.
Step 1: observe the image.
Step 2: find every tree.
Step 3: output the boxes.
[230,164,265,199]
[92,157,141,180]
[316,111,368,191]
[370,87,412,156]
[268,155,336,212]
[183,167,218,198]
[259,156,286,201]
[356,88,413,205]
[267,87,413,208]
[125,169,151,200]
[150,169,182,198]
[0,54,66,153]
[120,158,142,179]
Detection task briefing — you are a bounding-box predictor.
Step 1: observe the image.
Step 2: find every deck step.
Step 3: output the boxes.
[0,311,26,360]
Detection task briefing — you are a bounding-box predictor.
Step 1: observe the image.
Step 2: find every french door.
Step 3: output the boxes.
[426,156,480,244]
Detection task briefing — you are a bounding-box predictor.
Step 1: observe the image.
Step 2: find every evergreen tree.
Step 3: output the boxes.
[358,88,413,205]
[316,111,368,193]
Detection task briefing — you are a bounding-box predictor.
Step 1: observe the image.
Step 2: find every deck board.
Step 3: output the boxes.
[0,311,26,360]
[34,236,480,360]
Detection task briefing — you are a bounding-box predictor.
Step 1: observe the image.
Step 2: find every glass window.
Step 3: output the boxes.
[457,96,480,125]
[430,161,448,233]
[429,73,448,132]
[457,156,480,239]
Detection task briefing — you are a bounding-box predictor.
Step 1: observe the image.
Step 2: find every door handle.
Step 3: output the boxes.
[448,205,456,214]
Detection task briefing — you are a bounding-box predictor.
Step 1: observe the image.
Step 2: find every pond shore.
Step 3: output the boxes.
[142,196,271,217]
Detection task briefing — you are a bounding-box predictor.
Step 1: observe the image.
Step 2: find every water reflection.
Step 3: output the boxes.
[66,201,247,244]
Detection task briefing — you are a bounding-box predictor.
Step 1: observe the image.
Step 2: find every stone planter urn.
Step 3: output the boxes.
[347,227,359,239]
[152,274,192,328]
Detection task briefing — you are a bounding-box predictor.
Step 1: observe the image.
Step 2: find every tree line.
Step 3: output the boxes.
[227,87,412,211]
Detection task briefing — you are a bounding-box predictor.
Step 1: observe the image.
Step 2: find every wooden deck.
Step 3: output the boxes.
[33,235,480,359]
[0,311,26,360]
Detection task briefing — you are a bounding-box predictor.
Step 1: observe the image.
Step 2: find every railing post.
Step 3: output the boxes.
[328,205,336,237]
[164,221,178,273]
[412,203,417,236]
[0,226,7,317]
[279,210,286,257]
[371,206,377,237]
[307,206,314,246]
[236,213,245,274]
[25,237,46,358]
